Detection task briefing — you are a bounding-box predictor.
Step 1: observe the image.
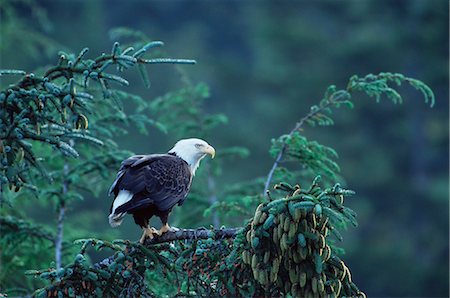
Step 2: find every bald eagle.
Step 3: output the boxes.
[108,138,215,243]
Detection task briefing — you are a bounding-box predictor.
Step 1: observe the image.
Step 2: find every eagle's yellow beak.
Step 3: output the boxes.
[203,145,216,159]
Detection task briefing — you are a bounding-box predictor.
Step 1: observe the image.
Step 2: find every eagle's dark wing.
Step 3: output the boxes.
[108,154,145,196]
[110,154,192,215]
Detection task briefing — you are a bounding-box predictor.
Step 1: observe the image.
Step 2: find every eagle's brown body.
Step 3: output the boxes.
[108,153,192,229]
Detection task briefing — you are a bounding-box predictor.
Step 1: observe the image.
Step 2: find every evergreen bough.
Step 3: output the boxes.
[0,41,195,195]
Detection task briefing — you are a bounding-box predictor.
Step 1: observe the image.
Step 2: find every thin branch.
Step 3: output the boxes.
[263,92,349,194]
[55,149,72,269]
[139,58,196,64]
[55,201,65,270]
[55,162,69,269]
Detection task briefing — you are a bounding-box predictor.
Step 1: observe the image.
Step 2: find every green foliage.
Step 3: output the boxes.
[300,72,435,132]
[0,215,56,243]
[0,215,59,293]
[0,37,196,294]
[0,40,194,194]
[26,238,153,297]
[149,83,222,139]
[263,72,435,191]
[348,72,435,107]
[270,132,340,179]
[204,178,266,219]
[26,236,232,297]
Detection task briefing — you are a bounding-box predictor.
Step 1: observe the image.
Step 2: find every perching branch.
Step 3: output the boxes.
[143,227,241,245]
[94,227,241,268]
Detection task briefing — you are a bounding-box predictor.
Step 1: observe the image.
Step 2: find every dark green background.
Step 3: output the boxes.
[1,0,448,296]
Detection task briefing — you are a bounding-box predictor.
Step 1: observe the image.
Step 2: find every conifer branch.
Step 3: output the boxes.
[94,227,241,268]
[0,215,57,243]
[263,72,435,194]
[143,227,241,245]
[263,92,345,194]
[0,41,196,193]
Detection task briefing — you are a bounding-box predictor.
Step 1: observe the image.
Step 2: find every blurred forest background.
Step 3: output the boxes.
[0,0,448,297]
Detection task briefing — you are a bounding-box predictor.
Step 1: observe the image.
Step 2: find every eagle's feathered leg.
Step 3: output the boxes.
[157,213,170,236]
[156,213,179,235]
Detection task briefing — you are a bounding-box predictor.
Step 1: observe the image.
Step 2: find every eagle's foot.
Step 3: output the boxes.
[156,223,179,235]
[139,227,158,244]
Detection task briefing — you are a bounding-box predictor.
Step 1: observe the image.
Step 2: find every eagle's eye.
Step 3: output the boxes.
[195,143,203,149]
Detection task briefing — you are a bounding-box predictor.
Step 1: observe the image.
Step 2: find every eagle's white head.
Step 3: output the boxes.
[168,138,215,175]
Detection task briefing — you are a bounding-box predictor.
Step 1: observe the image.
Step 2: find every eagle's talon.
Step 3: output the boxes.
[139,227,158,243]
[157,223,179,235]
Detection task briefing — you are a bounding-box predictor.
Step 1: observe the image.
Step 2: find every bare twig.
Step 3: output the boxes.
[55,162,69,270]
[55,201,65,269]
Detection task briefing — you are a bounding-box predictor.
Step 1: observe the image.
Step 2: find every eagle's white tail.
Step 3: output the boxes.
[108,213,125,227]
[109,190,133,227]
